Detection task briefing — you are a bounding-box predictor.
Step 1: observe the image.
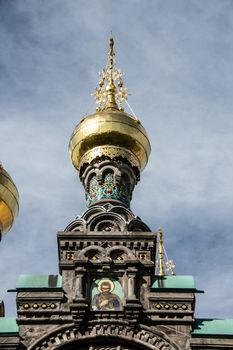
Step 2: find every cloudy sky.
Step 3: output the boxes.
[1,0,233,319]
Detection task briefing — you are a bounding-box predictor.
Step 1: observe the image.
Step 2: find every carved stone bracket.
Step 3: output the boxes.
[70,302,88,326]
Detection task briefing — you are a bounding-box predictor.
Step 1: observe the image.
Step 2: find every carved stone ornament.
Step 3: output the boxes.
[64,202,150,233]
[28,324,181,350]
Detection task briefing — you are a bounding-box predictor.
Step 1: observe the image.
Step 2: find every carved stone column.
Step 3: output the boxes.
[127,269,137,300]
[125,269,141,323]
[75,268,85,300]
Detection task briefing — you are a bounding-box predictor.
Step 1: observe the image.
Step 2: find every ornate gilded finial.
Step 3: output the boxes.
[92,34,128,111]
[157,227,165,276]
[156,227,176,276]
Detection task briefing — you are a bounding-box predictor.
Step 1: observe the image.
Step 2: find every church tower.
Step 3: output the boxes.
[1,36,233,350]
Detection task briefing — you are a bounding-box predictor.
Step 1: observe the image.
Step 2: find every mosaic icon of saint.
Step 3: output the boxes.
[91,279,121,311]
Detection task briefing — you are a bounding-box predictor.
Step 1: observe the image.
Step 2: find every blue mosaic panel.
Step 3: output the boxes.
[86,173,130,206]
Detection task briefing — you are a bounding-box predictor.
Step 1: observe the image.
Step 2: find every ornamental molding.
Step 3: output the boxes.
[64,202,151,233]
[28,323,181,350]
[79,146,140,173]
[76,244,136,260]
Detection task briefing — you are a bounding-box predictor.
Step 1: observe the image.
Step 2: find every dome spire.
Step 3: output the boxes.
[92,34,128,111]
[69,35,151,207]
[105,33,118,110]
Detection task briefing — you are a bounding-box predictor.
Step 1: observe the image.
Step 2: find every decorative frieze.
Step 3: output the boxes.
[28,323,179,350]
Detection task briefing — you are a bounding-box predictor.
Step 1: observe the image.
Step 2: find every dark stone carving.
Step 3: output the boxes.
[64,202,151,233]
[28,324,180,350]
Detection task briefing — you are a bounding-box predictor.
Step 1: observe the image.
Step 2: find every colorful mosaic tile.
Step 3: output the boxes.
[86,173,130,206]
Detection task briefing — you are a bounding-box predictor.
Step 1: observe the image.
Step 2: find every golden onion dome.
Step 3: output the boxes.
[0,164,19,236]
[69,109,150,172]
[69,35,151,173]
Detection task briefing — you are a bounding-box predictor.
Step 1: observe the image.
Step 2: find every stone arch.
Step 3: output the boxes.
[55,335,159,350]
[106,245,136,260]
[83,205,106,222]
[82,164,100,189]
[101,164,118,181]
[108,205,135,222]
[85,170,99,192]
[128,219,151,232]
[65,202,151,233]
[78,245,105,259]
[64,218,86,232]
[28,324,181,350]
[94,220,122,232]
[89,212,126,232]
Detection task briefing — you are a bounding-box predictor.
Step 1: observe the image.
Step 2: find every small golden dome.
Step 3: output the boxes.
[0,165,19,236]
[69,109,150,172]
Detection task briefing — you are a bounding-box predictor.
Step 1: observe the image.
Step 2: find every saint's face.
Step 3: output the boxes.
[100,284,111,295]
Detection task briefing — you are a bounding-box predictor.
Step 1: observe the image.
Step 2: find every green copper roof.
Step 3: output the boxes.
[193,319,233,336]
[16,274,62,289]
[151,275,200,291]
[0,317,18,335]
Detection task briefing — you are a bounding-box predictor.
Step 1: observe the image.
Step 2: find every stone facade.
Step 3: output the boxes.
[1,201,233,349]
